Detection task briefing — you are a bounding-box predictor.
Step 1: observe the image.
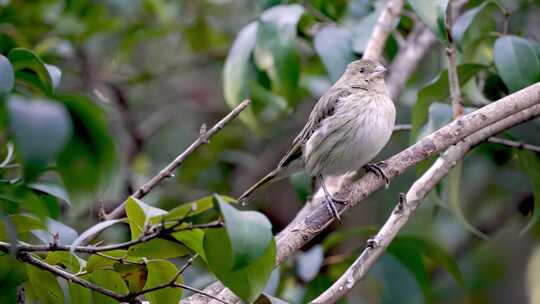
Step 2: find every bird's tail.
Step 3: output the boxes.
[238,169,282,204]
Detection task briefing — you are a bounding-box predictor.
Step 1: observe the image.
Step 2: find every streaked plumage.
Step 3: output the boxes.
[239,59,396,219]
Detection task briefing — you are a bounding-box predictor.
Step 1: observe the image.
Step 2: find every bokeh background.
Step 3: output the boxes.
[1,0,540,303]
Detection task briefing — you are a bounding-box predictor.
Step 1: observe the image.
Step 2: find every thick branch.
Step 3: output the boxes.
[311,102,540,303]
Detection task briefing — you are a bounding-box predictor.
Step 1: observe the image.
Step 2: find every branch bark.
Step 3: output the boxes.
[362,0,405,61]
[311,101,540,303]
[386,24,437,100]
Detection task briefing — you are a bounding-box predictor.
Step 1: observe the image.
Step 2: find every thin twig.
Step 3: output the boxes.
[104,99,250,220]
[18,252,126,301]
[446,2,464,119]
[179,254,199,275]
[0,221,222,254]
[174,283,231,304]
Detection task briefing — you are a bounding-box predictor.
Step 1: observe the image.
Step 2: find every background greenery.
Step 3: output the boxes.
[1,0,540,303]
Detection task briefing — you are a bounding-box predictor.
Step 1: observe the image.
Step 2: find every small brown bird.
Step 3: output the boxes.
[239,59,396,220]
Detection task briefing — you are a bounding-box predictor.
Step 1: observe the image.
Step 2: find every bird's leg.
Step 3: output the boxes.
[319,174,347,222]
[363,161,390,188]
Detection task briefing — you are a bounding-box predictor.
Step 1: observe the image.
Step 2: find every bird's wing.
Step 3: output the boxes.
[277,87,353,169]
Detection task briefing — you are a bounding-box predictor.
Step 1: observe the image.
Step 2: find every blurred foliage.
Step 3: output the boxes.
[0,0,540,303]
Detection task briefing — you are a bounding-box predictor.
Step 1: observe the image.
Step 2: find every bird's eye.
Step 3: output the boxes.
[359,68,365,73]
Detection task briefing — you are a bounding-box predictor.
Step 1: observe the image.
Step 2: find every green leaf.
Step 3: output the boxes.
[56,94,117,197]
[172,229,206,261]
[451,1,499,45]
[32,218,78,245]
[0,54,14,94]
[255,293,290,304]
[27,180,71,205]
[143,260,183,304]
[113,263,147,292]
[86,250,134,273]
[45,64,61,88]
[391,236,464,286]
[45,251,82,273]
[128,238,190,259]
[0,213,45,240]
[223,22,259,129]
[448,161,487,238]
[387,238,430,299]
[89,270,129,304]
[410,64,486,141]
[72,219,126,248]
[370,254,424,303]
[25,264,64,304]
[204,228,276,303]
[314,25,356,82]
[214,194,273,269]
[7,96,72,179]
[350,6,384,55]
[254,4,303,101]
[295,245,324,282]
[494,35,540,92]
[8,48,56,94]
[407,0,449,44]
[164,195,236,222]
[516,150,540,234]
[69,283,92,304]
[125,196,167,239]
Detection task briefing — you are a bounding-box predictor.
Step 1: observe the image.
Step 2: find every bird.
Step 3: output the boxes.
[239,59,396,221]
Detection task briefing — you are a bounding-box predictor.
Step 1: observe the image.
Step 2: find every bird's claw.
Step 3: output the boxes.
[363,162,390,188]
[366,238,378,249]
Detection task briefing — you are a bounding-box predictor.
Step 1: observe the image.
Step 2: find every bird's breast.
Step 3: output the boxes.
[304,94,395,177]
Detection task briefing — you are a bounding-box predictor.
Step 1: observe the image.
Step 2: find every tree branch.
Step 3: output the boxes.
[18,252,127,301]
[362,0,405,61]
[387,24,437,100]
[0,221,223,254]
[311,101,540,303]
[394,124,540,153]
[386,0,468,101]
[446,2,464,118]
[105,99,251,220]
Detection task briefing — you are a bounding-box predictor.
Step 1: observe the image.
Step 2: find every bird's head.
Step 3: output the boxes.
[342,59,387,91]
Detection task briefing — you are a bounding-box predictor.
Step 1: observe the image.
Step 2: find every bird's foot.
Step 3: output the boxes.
[322,192,348,223]
[363,162,390,188]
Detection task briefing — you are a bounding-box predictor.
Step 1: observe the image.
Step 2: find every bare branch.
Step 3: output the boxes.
[387,0,468,101]
[446,2,464,118]
[394,124,540,153]
[387,25,436,100]
[485,137,540,153]
[362,0,405,61]
[311,102,540,303]
[104,99,250,220]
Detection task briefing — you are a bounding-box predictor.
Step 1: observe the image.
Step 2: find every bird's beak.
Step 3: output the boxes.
[373,65,387,76]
